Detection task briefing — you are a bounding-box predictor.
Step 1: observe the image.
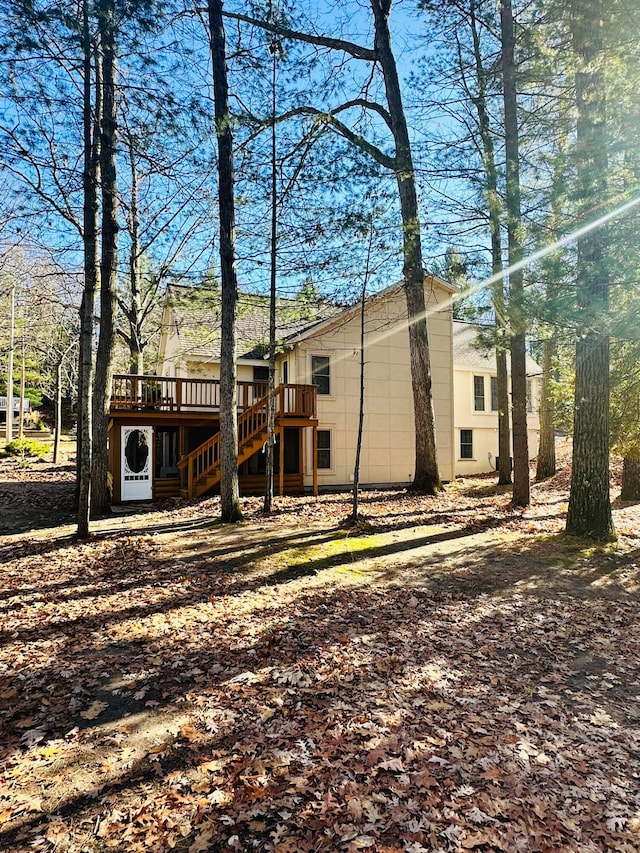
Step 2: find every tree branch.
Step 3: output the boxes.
[277,105,396,170]
[334,97,393,131]
[219,10,376,62]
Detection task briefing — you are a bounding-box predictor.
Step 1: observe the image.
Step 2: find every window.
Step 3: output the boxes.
[460,429,473,459]
[253,365,269,383]
[491,376,499,411]
[527,379,533,413]
[317,429,331,469]
[312,355,330,395]
[474,375,485,411]
[282,360,288,384]
[155,428,179,478]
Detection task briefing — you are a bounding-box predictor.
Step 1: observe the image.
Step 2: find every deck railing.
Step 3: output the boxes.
[111,375,275,413]
[277,383,317,419]
[111,375,317,417]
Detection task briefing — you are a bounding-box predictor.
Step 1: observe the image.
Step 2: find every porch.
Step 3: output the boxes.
[108,376,319,502]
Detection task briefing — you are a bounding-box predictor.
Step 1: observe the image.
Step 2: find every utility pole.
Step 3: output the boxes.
[18,335,26,439]
[5,282,15,443]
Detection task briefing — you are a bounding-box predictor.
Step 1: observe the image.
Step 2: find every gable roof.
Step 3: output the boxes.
[281,275,457,346]
[162,284,336,362]
[453,320,541,375]
[161,275,457,364]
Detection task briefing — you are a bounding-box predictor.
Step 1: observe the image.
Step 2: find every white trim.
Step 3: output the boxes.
[316,427,333,473]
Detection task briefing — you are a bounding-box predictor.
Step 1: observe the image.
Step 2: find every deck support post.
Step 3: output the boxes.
[312,425,318,497]
[279,425,285,496]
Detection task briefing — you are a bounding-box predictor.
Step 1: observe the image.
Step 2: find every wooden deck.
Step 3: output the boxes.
[109,377,318,501]
[110,375,317,421]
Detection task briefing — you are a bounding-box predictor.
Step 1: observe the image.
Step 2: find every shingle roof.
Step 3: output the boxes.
[164,284,337,361]
[453,320,541,375]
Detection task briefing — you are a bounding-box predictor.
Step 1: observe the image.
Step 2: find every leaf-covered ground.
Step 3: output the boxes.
[1,454,640,852]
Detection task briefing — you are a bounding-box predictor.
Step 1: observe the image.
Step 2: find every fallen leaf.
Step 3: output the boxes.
[21,727,47,748]
[80,700,108,720]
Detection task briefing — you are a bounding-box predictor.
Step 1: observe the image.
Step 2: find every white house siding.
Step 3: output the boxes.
[294,282,455,490]
[453,367,540,476]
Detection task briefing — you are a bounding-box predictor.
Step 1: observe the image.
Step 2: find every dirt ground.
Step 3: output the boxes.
[1,449,639,852]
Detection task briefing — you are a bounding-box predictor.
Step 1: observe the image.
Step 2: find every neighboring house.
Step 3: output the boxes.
[107,277,456,502]
[453,320,541,476]
[0,396,31,424]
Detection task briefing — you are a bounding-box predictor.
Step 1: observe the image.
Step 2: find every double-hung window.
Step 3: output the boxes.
[491,376,499,411]
[474,375,485,411]
[317,430,331,469]
[312,355,330,395]
[460,429,473,460]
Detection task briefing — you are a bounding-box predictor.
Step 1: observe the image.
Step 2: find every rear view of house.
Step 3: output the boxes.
[107,277,456,502]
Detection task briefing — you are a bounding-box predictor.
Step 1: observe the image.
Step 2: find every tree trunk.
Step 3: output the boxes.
[208,0,242,522]
[352,272,367,521]
[468,1,511,486]
[536,335,556,480]
[620,456,640,501]
[127,140,144,375]
[77,0,100,538]
[18,338,25,440]
[371,0,440,493]
[264,41,278,514]
[567,331,613,538]
[500,0,529,506]
[495,346,511,483]
[351,218,375,521]
[535,142,566,482]
[565,0,614,540]
[92,0,119,517]
[5,282,15,444]
[53,358,63,464]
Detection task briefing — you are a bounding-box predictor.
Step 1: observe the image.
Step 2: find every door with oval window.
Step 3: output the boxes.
[121,426,153,501]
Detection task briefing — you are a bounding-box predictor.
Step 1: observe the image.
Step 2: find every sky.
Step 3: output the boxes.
[0,0,483,304]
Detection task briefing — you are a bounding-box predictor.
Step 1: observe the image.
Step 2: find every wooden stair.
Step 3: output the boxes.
[177,383,317,499]
[180,429,273,498]
[178,391,272,498]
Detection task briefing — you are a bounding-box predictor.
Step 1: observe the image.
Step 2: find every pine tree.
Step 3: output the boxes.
[565,0,615,540]
[208,0,242,522]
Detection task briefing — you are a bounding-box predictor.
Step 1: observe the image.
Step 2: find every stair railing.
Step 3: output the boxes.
[177,386,278,495]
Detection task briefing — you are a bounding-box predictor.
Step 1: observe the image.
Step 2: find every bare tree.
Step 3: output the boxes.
[90,0,119,516]
[351,217,376,522]
[78,0,101,536]
[263,31,280,515]
[456,0,512,485]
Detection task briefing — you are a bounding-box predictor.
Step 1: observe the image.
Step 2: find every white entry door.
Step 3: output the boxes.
[121,426,153,501]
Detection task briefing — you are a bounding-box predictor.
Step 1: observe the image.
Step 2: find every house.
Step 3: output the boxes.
[452,320,541,475]
[107,277,456,502]
[0,396,31,425]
